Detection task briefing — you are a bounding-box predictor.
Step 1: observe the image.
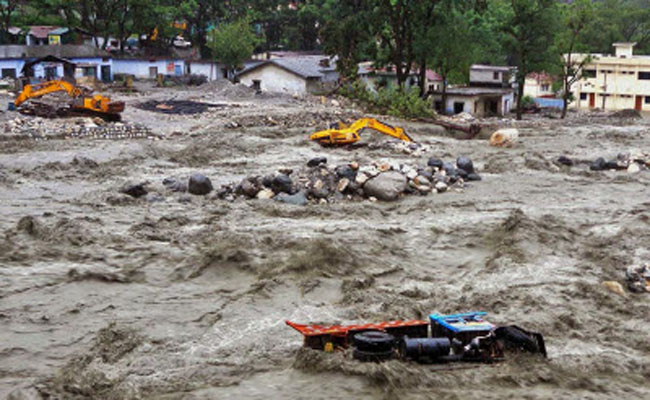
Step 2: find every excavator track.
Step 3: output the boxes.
[18,102,122,121]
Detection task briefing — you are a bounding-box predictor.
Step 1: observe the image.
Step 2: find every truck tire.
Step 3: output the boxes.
[353,348,394,362]
[352,331,395,353]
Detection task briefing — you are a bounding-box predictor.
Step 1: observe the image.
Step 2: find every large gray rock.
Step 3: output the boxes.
[271,174,293,194]
[275,191,307,206]
[188,173,213,195]
[363,171,407,201]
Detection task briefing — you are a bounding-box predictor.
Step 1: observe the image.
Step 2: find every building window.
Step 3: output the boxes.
[453,102,464,114]
[541,84,550,92]
[149,66,158,78]
[434,100,442,112]
[252,79,261,91]
[1,68,16,78]
[645,96,650,104]
[428,84,434,92]
[639,71,650,80]
[582,69,596,79]
[81,66,96,77]
[580,93,587,100]
[493,72,500,80]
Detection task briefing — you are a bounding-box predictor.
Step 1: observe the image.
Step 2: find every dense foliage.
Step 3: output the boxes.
[3,0,648,118]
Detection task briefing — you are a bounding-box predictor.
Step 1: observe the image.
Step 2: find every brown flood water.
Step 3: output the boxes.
[1,103,649,399]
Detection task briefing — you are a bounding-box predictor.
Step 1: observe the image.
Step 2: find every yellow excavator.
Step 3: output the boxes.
[14,80,125,120]
[309,118,414,145]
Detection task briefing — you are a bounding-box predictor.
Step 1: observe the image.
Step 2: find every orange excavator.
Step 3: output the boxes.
[309,118,414,145]
[14,80,125,120]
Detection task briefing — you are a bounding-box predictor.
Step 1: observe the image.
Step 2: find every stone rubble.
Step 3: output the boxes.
[1,116,156,141]
[210,155,483,205]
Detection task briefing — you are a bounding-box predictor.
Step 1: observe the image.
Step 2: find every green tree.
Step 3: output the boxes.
[320,0,374,82]
[0,0,23,37]
[419,1,487,110]
[209,18,260,80]
[499,0,559,120]
[553,0,594,119]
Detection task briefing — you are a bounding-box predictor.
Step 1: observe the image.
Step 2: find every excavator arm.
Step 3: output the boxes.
[14,80,82,107]
[14,79,124,120]
[309,117,414,145]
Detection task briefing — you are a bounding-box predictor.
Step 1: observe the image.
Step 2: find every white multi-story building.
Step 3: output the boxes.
[571,42,650,111]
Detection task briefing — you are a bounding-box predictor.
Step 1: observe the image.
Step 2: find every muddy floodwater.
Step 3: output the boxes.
[1,87,649,399]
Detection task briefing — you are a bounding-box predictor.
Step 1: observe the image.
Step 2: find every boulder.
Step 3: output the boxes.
[271,174,293,194]
[239,179,260,198]
[335,165,357,180]
[466,173,482,181]
[275,191,307,206]
[162,177,188,192]
[363,171,407,201]
[188,173,213,195]
[337,178,350,193]
[435,181,448,193]
[490,128,519,147]
[427,158,444,169]
[456,156,475,174]
[413,175,431,186]
[120,182,147,198]
[310,179,330,198]
[628,163,641,174]
[590,157,607,171]
[256,188,274,199]
[307,157,327,167]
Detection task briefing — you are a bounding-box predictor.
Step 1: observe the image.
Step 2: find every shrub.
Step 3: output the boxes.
[338,80,434,119]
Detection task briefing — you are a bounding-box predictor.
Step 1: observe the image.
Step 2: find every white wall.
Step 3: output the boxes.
[0,60,24,78]
[188,62,222,81]
[470,69,503,84]
[239,64,307,95]
[113,59,185,78]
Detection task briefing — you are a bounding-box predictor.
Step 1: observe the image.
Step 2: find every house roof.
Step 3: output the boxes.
[435,86,514,96]
[0,44,110,59]
[8,27,22,35]
[28,26,59,39]
[470,64,514,72]
[237,56,336,79]
[426,69,442,81]
[48,28,69,36]
[356,62,419,77]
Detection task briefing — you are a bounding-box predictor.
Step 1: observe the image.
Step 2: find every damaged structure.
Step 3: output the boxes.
[431,65,516,117]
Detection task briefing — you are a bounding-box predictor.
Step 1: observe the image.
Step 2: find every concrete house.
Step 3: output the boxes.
[524,72,555,98]
[571,42,650,112]
[26,26,59,46]
[357,62,419,91]
[237,56,338,96]
[0,45,113,81]
[430,64,516,116]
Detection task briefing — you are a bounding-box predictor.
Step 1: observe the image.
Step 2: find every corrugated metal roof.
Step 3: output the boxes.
[237,56,336,79]
[48,28,70,35]
[470,64,515,72]
[437,86,514,96]
[0,45,110,59]
[28,26,59,39]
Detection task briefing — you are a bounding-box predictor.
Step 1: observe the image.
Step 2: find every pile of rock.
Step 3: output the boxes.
[1,116,156,141]
[214,156,482,205]
[588,150,649,173]
[626,263,650,293]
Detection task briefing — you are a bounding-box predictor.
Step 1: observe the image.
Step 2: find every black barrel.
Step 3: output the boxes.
[400,337,451,361]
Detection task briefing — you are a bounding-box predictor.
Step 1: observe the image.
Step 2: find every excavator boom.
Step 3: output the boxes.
[310,117,414,145]
[14,79,124,120]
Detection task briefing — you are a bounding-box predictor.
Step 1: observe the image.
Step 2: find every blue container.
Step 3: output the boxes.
[7,102,15,111]
[429,312,494,345]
